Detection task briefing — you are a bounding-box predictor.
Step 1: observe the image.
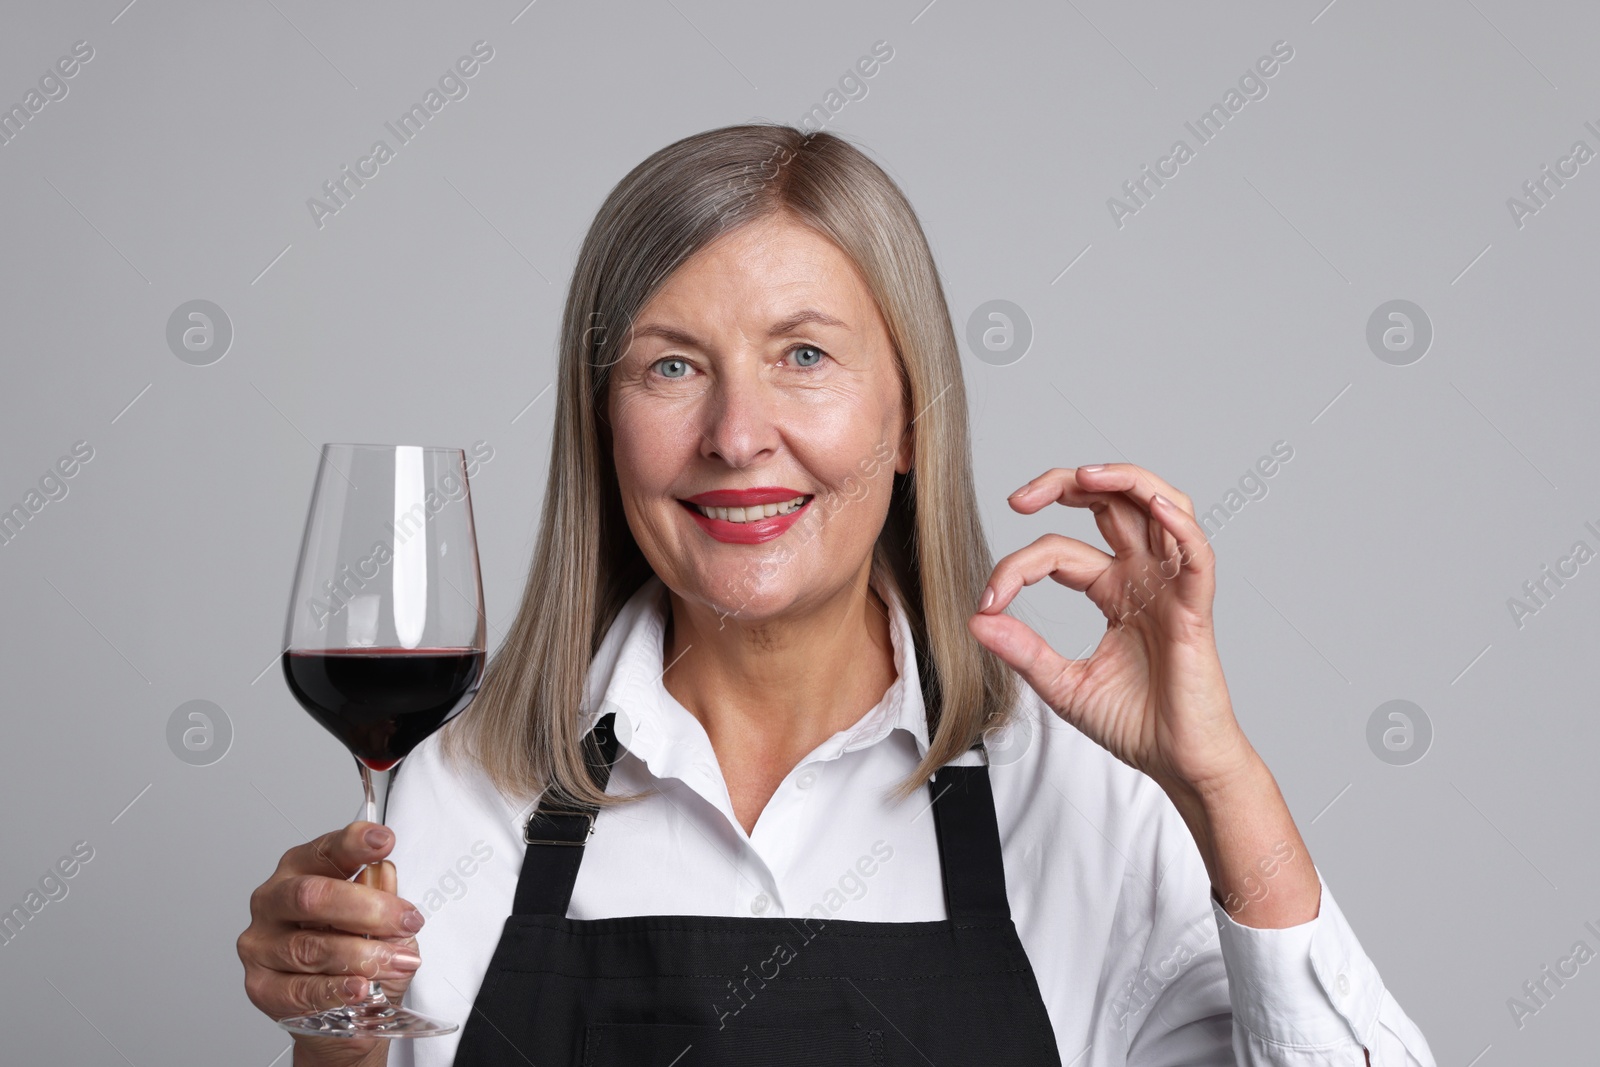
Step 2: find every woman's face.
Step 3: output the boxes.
[606,212,913,622]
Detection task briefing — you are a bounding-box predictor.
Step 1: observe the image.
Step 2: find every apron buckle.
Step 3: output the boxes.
[523,808,597,846]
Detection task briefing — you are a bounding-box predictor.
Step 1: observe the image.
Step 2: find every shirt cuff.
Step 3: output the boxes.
[1209,866,1383,1050]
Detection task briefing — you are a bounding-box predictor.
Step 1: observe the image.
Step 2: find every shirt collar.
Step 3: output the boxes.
[580,571,930,783]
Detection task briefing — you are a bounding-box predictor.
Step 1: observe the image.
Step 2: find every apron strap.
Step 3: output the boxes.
[510,712,619,918]
[510,714,1013,923]
[928,759,1013,922]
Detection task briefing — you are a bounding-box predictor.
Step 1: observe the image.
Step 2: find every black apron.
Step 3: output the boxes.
[452,714,1063,1065]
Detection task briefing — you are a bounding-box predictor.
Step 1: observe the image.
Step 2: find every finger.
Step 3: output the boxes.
[1009,467,1151,558]
[1008,466,1126,511]
[355,859,396,894]
[265,873,425,940]
[279,822,395,881]
[1072,462,1197,553]
[1147,490,1217,608]
[979,533,1114,614]
[259,927,422,981]
[1062,464,1198,564]
[966,610,1082,715]
[245,967,376,1021]
[1069,463,1195,518]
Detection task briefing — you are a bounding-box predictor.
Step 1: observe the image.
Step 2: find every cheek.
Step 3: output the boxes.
[795,445,896,541]
[801,397,900,499]
[610,400,694,497]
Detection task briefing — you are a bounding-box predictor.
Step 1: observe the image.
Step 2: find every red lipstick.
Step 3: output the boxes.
[678,486,812,545]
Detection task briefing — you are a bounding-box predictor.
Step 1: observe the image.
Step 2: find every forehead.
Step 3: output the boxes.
[636,215,879,329]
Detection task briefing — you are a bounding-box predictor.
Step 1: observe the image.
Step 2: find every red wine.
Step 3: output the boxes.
[282,647,485,770]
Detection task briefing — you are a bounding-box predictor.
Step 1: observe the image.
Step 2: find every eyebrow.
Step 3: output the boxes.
[630,308,850,348]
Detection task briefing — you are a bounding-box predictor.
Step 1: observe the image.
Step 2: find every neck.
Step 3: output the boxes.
[661,562,898,816]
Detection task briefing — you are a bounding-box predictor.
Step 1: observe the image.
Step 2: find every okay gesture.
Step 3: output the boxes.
[966,463,1256,801]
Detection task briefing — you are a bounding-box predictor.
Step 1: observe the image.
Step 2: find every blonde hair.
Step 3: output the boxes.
[443,123,1017,806]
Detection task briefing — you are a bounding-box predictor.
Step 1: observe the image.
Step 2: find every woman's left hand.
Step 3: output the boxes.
[970,463,1324,930]
[967,463,1255,801]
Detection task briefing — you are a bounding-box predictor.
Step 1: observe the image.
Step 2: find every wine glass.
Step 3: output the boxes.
[277,443,487,1039]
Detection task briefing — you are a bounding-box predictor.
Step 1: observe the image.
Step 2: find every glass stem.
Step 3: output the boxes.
[358,759,395,826]
[354,759,399,1013]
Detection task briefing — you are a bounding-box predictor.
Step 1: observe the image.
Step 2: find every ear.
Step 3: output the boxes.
[597,383,613,451]
[895,421,913,475]
[894,395,914,475]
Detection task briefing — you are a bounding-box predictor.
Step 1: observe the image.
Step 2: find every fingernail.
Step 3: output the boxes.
[365,827,391,849]
[979,586,995,612]
[1008,484,1032,498]
[402,909,425,933]
[1079,464,1105,473]
[341,976,368,1000]
[389,949,422,972]
[1152,492,1171,508]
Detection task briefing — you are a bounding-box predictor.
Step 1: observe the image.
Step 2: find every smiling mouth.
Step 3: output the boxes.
[679,494,812,523]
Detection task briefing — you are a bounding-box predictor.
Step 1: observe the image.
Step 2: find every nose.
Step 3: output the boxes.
[697,365,780,470]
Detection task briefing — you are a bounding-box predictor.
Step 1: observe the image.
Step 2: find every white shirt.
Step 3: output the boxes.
[388,572,1437,1067]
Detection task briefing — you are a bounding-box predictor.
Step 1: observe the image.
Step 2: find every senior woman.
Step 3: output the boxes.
[240,124,1436,1067]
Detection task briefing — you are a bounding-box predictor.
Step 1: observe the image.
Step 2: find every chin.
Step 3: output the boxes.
[676,569,809,622]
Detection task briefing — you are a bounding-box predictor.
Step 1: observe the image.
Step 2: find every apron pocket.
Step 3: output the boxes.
[583,1022,884,1066]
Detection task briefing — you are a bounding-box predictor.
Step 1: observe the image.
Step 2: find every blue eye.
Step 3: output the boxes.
[654,357,690,379]
[791,345,825,367]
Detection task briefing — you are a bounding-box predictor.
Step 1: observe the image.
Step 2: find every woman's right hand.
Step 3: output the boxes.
[238,821,427,1067]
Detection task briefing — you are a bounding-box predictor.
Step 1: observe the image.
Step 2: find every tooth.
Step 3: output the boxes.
[694,498,810,522]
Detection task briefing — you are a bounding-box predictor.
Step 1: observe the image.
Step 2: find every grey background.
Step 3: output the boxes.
[1,0,1594,1062]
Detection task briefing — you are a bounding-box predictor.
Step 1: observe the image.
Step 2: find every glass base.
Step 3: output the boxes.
[277,999,458,1039]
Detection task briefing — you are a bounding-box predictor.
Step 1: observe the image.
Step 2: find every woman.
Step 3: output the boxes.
[239,124,1437,1066]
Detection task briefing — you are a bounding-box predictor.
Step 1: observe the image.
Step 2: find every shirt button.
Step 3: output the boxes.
[750,893,771,915]
[796,770,817,790]
[1336,971,1350,996]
